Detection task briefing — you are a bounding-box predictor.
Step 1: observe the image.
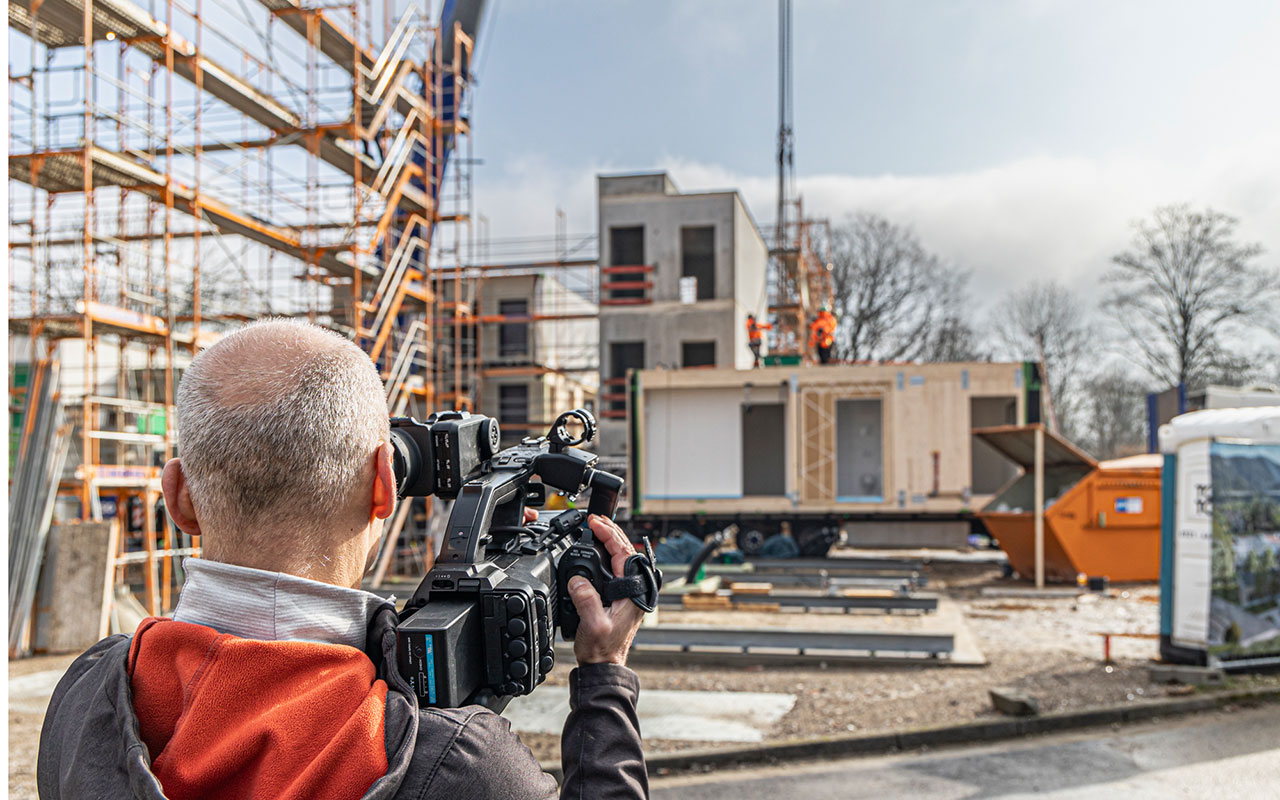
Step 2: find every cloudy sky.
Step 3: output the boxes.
[467,0,1280,314]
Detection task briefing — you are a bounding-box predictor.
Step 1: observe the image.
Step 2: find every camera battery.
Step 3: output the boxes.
[397,599,481,708]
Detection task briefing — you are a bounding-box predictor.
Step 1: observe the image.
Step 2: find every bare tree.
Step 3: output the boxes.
[1078,367,1149,460]
[1195,346,1280,389]
[991,280,1089,437]
[1104,204,1280,390]
[921,269,987,362]
[828,213,975,363]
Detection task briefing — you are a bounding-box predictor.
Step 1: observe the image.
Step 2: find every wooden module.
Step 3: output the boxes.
[631,361,1034,520]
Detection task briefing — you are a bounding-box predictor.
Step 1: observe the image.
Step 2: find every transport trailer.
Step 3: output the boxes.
[626,360,1043,556]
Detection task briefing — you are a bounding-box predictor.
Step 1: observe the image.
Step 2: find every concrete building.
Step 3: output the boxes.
[440,272,598,446]
[596,172,769,460]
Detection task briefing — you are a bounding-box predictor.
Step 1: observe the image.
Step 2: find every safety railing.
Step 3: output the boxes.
[600,377,629,419]
[600,265,654,306]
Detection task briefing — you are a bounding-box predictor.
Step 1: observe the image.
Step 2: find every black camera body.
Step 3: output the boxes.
[390,409,657,710]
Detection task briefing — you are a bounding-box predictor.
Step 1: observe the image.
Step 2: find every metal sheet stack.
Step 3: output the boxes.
[8,359,71,656]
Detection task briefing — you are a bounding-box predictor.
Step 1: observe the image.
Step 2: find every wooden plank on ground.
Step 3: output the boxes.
[36,520,120,653]
[839,588,898,598]
[682,593,732,610]
[728,581,774,594]
[734,602,781,612]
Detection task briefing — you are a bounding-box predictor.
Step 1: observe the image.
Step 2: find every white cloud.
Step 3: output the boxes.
[474,133,1280,346]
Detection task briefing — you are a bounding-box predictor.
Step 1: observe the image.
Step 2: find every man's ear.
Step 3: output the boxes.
[371,442,396,521]
[161,458,202,536]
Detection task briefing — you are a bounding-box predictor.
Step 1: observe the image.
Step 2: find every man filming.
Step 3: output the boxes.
[38,319,650,800]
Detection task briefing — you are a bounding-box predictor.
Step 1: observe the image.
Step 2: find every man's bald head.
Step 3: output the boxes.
[176,319,390,567]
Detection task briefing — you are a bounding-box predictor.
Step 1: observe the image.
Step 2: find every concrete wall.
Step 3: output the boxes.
[477,370,595,444]
[732,194,770,369]
[471,272,598,443]
[600,301,736,370]
[599,193,738,306]
[597,172,676,198]
[476,272,598,372]
[533,275,598,373]
[596,172,769,458]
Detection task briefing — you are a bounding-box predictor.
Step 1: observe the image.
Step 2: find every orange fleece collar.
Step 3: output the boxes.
[127,617,389,800]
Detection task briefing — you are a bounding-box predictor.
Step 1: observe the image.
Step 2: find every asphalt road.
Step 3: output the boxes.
[651,704,1280,799]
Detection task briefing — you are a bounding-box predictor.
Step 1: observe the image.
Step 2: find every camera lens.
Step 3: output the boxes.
[389,429,419,497]
[388,418,436,498]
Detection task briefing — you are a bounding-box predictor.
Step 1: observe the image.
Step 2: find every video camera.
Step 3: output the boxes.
[390,408,661,710]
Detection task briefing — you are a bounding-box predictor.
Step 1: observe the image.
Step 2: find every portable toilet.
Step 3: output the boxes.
[975,424,1162,582]
[1158,406,1280,668]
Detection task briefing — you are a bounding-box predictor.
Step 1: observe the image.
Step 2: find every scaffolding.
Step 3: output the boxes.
[767,198,834,362]
[8,0,480,617]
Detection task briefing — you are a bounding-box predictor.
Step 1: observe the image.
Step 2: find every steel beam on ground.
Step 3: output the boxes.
[701,565,923,581]
[716,573,916,593]
[715,573,919,591]
[660,592,939,613]
[742,558,931,576]
[744,558,925,574]
[629,625,953,658]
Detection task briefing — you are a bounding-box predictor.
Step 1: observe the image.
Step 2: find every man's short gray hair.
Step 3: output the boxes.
[177,318,390,550]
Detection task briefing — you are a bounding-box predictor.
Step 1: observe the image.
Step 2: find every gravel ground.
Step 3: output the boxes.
[9,653,77,800]
[521,562,1280,763]
[13,561,1280,791]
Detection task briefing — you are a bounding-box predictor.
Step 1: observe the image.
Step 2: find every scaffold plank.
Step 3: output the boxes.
[9,0,377,180]
[9,146,368,279]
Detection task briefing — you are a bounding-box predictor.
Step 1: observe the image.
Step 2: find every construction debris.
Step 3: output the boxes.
[989,687,1040,716]
[34,521,120,653]
[8,360,70,656]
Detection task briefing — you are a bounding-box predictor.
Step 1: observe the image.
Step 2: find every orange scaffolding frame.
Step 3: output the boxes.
[8,0,481,611]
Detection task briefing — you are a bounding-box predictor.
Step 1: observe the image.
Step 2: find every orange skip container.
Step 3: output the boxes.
[975,425,1162,583]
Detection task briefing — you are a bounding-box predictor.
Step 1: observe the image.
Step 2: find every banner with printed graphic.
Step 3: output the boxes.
[1206,441,1280,664]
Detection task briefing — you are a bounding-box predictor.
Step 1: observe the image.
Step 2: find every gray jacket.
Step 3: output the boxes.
[37,606,649,799]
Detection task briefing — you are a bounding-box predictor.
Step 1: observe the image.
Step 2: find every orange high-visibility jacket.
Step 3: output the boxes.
[746,318,773,343]
[809,311,836,349]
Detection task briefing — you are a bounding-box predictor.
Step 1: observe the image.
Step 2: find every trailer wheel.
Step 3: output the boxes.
[795,524,837,558]
[736,526,769,556]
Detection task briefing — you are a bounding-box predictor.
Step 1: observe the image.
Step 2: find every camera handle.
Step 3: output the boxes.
[436,469,530,565]
[555,510,663,640]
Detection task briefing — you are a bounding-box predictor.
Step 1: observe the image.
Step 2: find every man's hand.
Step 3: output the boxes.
[567,515,646,666]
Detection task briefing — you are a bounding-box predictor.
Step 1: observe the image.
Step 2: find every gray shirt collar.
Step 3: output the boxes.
[171,558,389,650]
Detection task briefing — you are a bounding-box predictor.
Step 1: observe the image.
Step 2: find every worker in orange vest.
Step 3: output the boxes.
[746,313,773,367]
[809,306,837,364]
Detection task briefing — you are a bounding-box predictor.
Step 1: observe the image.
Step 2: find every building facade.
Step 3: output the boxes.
[596,172,769,460]
[439,272,598,445]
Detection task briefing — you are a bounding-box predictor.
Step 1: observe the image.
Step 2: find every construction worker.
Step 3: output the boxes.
[746,313,773,367]
[809,306,837,364]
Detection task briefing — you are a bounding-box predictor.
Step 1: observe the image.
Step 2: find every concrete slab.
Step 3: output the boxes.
[939,597,987,666]
[9,669,64,713]
[651,593,987,666]
[505,688,796,743]
[1148,663,1226,686]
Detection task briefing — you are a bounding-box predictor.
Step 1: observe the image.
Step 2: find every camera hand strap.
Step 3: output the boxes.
[599,537,663,613]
